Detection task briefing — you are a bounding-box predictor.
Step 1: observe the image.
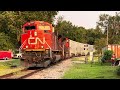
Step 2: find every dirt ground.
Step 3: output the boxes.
[24,59,73,79]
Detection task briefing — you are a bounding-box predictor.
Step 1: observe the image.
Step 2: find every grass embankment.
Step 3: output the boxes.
[0,59,24,76]
[63,57,120,79]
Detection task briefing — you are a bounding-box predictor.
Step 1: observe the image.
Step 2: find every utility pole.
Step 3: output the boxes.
[107,25,108,46]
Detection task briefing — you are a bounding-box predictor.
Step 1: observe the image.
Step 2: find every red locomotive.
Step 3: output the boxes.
[20,21,70,67]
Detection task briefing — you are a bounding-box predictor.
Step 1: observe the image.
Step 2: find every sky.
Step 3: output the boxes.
[54,11,120,29]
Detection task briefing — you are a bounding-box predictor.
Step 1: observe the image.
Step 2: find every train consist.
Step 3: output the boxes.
[20,21,94,67]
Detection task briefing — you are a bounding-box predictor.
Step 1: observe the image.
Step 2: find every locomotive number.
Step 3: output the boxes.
[39,26,50,30]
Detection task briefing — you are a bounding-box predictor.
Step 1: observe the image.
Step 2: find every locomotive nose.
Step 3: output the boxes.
[28,38,36,44]
[28,31,37,44]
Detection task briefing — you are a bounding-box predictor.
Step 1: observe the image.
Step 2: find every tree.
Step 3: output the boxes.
[55,16,88,43]
[97,12,120,44]
[0,11,58,50]
[55,16,74,38]
[94,38,106,55]
[0,33,14,50]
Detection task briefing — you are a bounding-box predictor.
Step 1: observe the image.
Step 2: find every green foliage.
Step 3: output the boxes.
[62,62,118,79]
[55,16,101,44]
[0,32,14,50]
[94,38,106,54]
[97,12,120,44]
[116,66,120,76]
[101,50,113,63]
[0,11,58,50]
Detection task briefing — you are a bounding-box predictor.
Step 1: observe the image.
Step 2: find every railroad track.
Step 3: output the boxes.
[18,68,44,79]
[0,59,66,79]
[0,67,45,79]
[0,68,27,79]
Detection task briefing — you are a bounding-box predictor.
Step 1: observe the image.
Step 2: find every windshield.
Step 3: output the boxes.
[25,26,36,30]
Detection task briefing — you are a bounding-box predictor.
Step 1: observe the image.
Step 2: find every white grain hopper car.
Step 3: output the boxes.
[69,39,94,57]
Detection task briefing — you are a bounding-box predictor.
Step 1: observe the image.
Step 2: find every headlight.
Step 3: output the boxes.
[26,46,28,48]
[34,32,37,36]
[41,46,44,48]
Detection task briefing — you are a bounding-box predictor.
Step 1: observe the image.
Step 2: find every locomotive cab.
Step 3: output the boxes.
[21,21,53,50]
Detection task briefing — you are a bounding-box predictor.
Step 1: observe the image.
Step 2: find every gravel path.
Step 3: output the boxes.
[24,59,73,79]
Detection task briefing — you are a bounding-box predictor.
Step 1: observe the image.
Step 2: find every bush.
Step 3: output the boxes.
[101,50,113,63]
[101,56,105,63]
[116,66,120,76]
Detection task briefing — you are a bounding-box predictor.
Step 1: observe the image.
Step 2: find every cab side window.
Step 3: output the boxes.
[25,26,36,30]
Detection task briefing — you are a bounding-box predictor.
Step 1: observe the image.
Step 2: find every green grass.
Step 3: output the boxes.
[72,56,99,62]
[62,61,120,79]
[72,57,85,61]
[0,59,25,76]
[0,59,21,70]
[0,67,25,76]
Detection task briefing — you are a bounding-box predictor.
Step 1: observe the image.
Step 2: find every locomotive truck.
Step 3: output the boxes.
[20,21,94,68]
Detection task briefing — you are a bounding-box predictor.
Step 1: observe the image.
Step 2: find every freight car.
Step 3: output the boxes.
[68,40,94,56]
[19,20,94,68]
[80,44,94,56]
[68,40,81,57]
[102,44,120,58]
